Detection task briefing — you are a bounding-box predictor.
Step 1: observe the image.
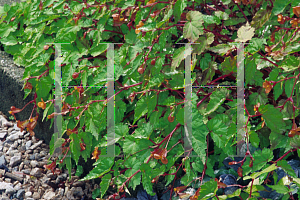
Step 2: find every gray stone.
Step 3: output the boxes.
[21,169,31,175]
[43,190,56,200]
[30,160,38,168]
[25,140,32,150]
[71,187,84,197]
[0,182,15,194]
[25,191,32,198]
[9,155,21,167]
[29,154,35,160]
[0,130,7,139]
[29,140,43,150]
[16,189,25,199]
[56,174,67,184]
[19,145,26,151]
[32,191,41,199]
[0,155,6,165]
[0,169,6,176]
[6,131,24,142]
[30,168,43,178]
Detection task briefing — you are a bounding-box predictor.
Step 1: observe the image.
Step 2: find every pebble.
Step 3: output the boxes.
[16,189,25,198]
[25,140,32,150]
[0,155,6,165]
[0,113,95,199]
[9,155,22,167]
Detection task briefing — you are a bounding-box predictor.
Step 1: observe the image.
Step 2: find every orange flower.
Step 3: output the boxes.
[24,82,33,90]
[293,6,300,18]
[135,21,144,34]
[8,106,22,120]
[26,116,38,136]
[288,123,300,137]
[277,14,285,24]
[80,143,86,151]
[262,80,273,94]
[37,98,46,109]
[174,186,187,195]
[151,148,168,164]
[146,0,156,5]
[47,113,56,119]
[290,18,300,28]
[17,119,30,132]
[43,160,57,174]
[92,147,101,161]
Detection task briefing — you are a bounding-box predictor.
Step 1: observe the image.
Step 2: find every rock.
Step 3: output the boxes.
[71,187,84,197]
[0,169,5,176]
[25,191,32,198]
[30,160,38,168]
[22,169,31,175]
[0,182,15,194]
[0,155,6,165]
[43,190,56,199]
[13,123,21,131]
[16,189,25,199]
[34,153,41,160]
[19,145,26,151]
[25,140,32,150]
[4,178,11,183]
[30,168,43,178]
[19,162,24,171]
[9,155,21,167]
[29,140,43,150]
[32,191,41,199]
[5,171,23,183]
[56,173,67,184]
[29,154,35,160]
[0,130,7,139]
[72,181,84,188]
[47,173,57,180]
[6,131,24,142]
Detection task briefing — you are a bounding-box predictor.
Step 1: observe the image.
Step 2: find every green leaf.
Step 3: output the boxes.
[171,46,185,71]
[0,35,18,45]
[123,136,153,155]
[142,172,156,196]
[133,97,148,125]
[267,184,289,194]
[147,94,157,114]
[244,164,277,180]
[245,58,264,86]
[251,8,271,30]
[90,43,107,57]
[235,22,255,43]
[79,157,114,181]
[224,18,246,26]
[272,0,293,15]
[252,148,274,172]
[173,0,187,23]
[200,53,212,71]
[277,160,298,178]
[69,133,81,165]
[100,173,112,198]
[176,108,184,125]
[75,165,83,177]
[280,56,300,72]
[192,112,209,164]
[208,43,234,55]
[204,89,228,116]
[198,179,218,199]
[183,11,204,42]
[259,104,285,134]
[249,131,260,148]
